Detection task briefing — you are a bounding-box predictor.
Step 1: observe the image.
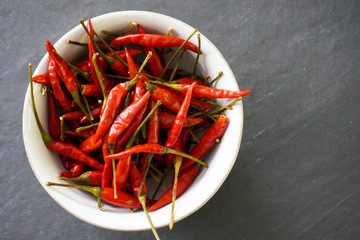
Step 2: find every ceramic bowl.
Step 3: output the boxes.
[22,11,244,231]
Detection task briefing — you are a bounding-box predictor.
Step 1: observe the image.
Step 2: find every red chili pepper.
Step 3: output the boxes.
[46,182,142,209]
[60,110,85,120]
[46,40,78,92]
[137,24,163,77]
[114,103,148,153]
[59,162,86,178]
[32,73,50,85]
[180,127,191,152]
[80,106,101,124]
[173,78,204,85]
[47,55,72,111]
[29,70,104,170]
[75,60,91,72]
[159,112,203,129]
[125,47,139,81]
[46,40,93,122]
[180,114,229,173]
[47,92,61,140]
[129,160,147,195]
[111,34,200,53]
[146,98,160,144]
[64,128,96,139]
[161,82,252,98]
[81,84,102,96]
[58,171,103,186]
[161,85,211,109]
[108,91,150,149]
[105,143,207,167]
[165,82,196,149]
[101,130,112,188]
[113,155,131,190]
[148,164,200,212]
[145,82,181,113]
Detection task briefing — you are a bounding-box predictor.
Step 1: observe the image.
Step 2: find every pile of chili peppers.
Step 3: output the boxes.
[29,18,250,239]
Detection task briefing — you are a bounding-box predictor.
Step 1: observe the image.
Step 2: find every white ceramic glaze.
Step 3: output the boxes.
[22,11,244,231]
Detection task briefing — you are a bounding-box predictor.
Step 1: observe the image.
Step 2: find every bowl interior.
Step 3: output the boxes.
[22,11,243,231]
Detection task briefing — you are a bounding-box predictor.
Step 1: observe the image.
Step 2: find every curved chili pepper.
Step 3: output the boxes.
[47,92,61,140]
[58,171,103,186]
[145,82,181,113]
[48,55,72,111]
[129,160,147,195]
[101,130,113,188]
[159,112,203,129]
[108,91,150,149]
[111,34,200,53]
[180,127,191,152]
[46,182,142,209]
[29,68,104,170]
[137,24,163,77]
[33,73,50,85]
[105,143,207,167]
[158,82,252,98]
[81,84,102,96]
[165,82,196,149]
[180,114,229,173]
[148,164,200,212]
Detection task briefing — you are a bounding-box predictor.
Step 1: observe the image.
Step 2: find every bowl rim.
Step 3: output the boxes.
[22,10,244,231]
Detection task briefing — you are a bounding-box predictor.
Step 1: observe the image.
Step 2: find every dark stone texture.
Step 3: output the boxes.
[1,0,359,239]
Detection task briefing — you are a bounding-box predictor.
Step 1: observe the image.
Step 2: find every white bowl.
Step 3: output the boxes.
[22,11,244,231]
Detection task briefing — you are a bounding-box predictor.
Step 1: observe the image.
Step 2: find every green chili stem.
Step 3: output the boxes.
[138,51,153,74]
[29,64,53,146]
[59,117,65,141]
[208,71,223,86]
[168,49,186,82]
[109,147,118,199]
[138,153,154,197]
[101,29,118,37]
[76,122,99,132]
[191,33,201,79]
[138,194,160,240]
[159,29,199,79]
[170,157,182,230]
[93,30,128,67]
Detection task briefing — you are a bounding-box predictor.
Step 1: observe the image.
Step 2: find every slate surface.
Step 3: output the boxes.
[1,0,359,239]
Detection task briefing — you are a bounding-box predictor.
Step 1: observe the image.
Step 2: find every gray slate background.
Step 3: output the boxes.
[1,0,359,239]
